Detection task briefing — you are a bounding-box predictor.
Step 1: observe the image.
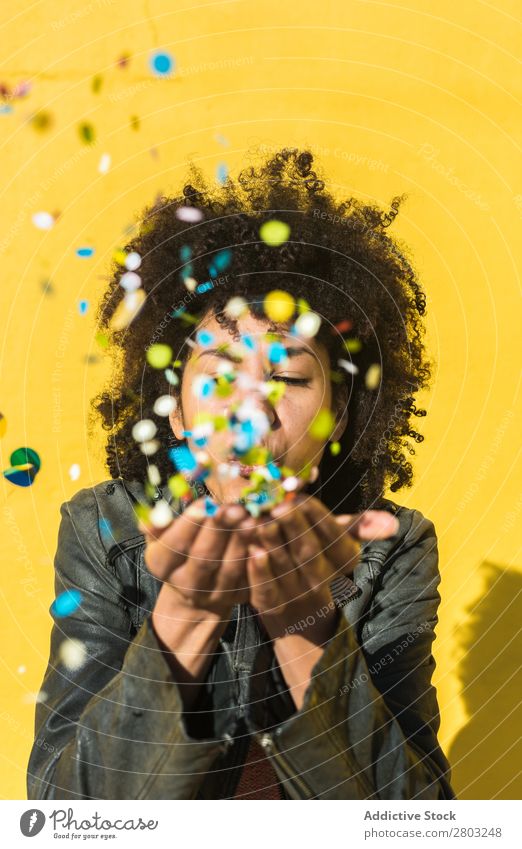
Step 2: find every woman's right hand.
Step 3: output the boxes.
[139,499,253,705]
[141,499,251,618]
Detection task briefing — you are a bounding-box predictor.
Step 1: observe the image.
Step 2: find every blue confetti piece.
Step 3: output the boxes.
[150,50,175,77]
[98,517,113,543]
[180,245,192,261]
[204,497,218,516]
[52,589,82,618]
[208,265,217,278]
[168,444,197,473]
[268,342,288,364]
[0,104,13,115]
[196,281,213,294]
[76,247,95,258]
[241,334,256,351]
[196,329,214,347]
[267,462,281,479]
[212,249,232,272]
[78,299,89,315]
[216,162,228,184]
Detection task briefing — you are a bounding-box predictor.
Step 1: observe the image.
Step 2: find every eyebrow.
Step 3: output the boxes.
[195,346,317,363]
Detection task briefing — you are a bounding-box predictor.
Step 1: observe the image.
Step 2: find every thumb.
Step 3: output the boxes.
[336,510,399,540]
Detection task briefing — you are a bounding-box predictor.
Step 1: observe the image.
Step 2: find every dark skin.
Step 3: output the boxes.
[142,496,398,709]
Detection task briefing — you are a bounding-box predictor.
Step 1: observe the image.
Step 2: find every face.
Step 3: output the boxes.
[169,310,347,504]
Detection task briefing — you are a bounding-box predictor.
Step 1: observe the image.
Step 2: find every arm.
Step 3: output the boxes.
[27,488,234,800]
[246,506,456,800]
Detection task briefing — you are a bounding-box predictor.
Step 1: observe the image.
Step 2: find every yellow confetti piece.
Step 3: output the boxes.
[344,338,362,354]
[365,363,381,390]
[330,441,341,456]
[259,219,290,246]
[168,475,190,498]
[110,289,146,331]
[146,344,173,369]
[0,412,6,439]
[264,290,295,322]
[309,408,335,440]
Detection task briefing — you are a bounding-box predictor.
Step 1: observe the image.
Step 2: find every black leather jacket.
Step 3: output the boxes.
[27,478,456,800]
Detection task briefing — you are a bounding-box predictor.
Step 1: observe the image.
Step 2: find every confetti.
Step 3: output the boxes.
[78,300,89,315]
[268,341,288,364]
[365,363,381,390]
[68,463,81,480]
[76,247,95,258]
[169,444,197,474]
[259,220,290,247]
[0,412,6,438]
[147,344,173,369]
[193,375,215,399]
[164,367,179,386]
[196,329,214,347]
[117,53,131,69]
[17,665,26,674]
[153,395,176,416]
[168,474,190,498]
[338,358,359,376]
[3,447,41,487]
[59,638,86,670]
[224,296,248,319]
[333,319,353,334]
[294,311,321,338]
[99,517,113,544]
[124,251,141,271]
[23,690,48,704]
[32,211,55,230]
[98,153,111,174]
[308,408,335,440]
[176,206,203,223]
[344,338,362,354]
[119,271,141,292]
[216,162,228,184]
[149,499,173,528]
[110,289,146,330]
[150,50,175,77]
[52,589,82,618]
[132,419,157,443]
[147,464,161,487]
[130,115,140,131]
[264,290,295,322]
[78,122,95,144]
[30,111,53,132]
[330,441,341,456]
[140,439,160,456]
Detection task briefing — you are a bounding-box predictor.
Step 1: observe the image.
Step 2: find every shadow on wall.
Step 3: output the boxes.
[448,561,522,799]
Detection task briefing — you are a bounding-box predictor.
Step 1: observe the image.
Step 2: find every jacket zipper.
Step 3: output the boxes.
[258,733,314,799]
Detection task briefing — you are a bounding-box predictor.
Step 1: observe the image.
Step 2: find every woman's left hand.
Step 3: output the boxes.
[243,495,399,642]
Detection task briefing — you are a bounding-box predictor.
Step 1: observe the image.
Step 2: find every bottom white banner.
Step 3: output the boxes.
[3,799,518,848]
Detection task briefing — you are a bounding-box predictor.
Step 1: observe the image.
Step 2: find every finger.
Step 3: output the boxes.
[182,507,244,586]
[246,544,278,612]
[145,499,226,581]
[335,510,400,540]
[270,498,325,570]
[218,531,250,600]
[299,497,361,575]
[256,517,296,578]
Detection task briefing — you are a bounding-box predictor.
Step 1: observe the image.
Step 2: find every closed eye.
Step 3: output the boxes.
[270,375,310,386]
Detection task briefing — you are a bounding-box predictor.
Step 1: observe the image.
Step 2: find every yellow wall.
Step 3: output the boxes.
[1,0,520,799]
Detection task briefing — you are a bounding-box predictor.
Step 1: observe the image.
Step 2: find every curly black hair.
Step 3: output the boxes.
[90,147,432,513]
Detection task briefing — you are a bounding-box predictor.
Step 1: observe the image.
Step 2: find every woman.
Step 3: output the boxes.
[27,148,455,800]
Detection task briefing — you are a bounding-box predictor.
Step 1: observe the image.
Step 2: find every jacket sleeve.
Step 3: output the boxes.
[246,508,456,800]
[27,487,234,800]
